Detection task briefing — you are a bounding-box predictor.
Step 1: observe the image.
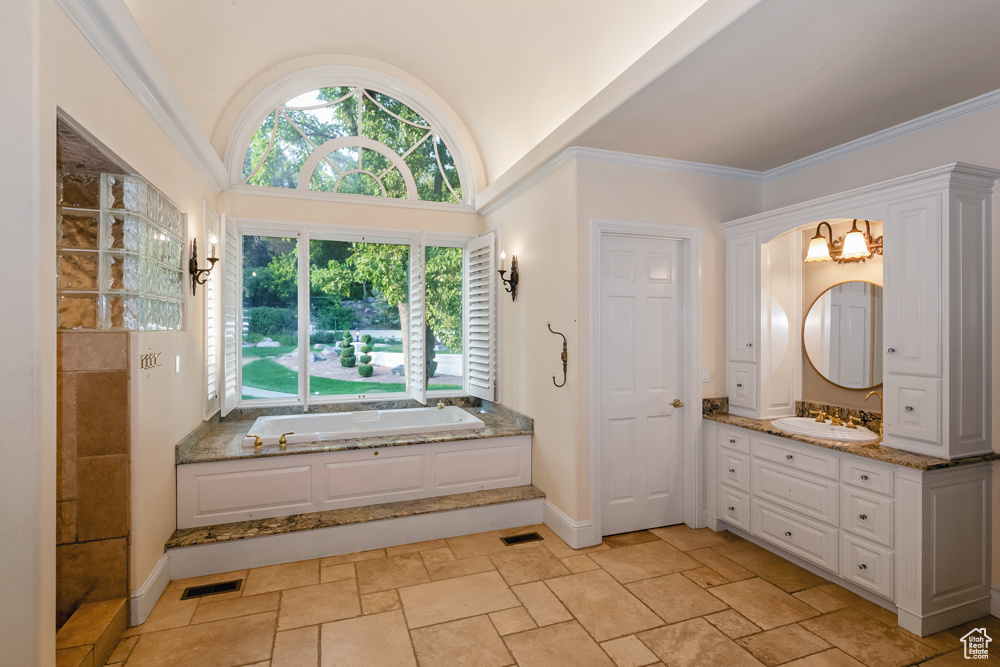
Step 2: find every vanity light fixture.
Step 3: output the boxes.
[189,237,219,296]
[804,219,882,264]
[498,251,518,301]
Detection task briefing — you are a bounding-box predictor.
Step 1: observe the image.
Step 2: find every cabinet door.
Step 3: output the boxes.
[728,362,757,411]
[883,196,942,377]
[727,234,758,363]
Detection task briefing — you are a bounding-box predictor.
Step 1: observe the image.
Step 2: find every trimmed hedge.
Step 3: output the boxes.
[360,354,372,364]
[358,364,374,378]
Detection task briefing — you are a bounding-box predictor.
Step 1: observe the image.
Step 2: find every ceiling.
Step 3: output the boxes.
[573,0,1000,171]
[123,0,710,182]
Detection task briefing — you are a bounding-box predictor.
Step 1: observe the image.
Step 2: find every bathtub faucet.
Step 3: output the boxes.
[279,432,294,452]
[437,401,445,409]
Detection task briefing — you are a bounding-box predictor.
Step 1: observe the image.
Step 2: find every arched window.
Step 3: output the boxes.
[240,87,464,204]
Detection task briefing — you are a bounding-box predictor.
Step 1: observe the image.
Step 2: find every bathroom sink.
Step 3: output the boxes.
[771,417,879,443]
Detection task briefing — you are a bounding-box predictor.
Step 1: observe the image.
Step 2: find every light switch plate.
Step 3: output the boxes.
[702,367,710,383]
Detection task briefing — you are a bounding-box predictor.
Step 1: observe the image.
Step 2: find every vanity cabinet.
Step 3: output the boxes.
[723,163,998,460]
[704,420,992,636]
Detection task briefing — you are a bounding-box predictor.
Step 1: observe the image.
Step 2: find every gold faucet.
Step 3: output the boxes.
[846,416,861,430]
[250,434,263,454]
[809,410,828,423]
[437,401,445,409]
[279,432,294,452]
[865,391,883,440]
[830,414,844,426]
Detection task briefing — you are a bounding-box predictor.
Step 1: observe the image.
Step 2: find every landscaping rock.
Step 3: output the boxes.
[257,341,281,347]
[391,364,405,376]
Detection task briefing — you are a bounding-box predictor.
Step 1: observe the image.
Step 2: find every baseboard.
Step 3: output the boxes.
[542,500,599,549]
[990,582,1000,618]
[898,597,992,637]
[130,553,170,626]
[168,498,544,579]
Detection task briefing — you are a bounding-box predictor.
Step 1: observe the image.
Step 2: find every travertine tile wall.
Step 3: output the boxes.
[56,332,131,627]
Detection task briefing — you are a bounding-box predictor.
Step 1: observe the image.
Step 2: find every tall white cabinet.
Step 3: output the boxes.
[724,162,997,461]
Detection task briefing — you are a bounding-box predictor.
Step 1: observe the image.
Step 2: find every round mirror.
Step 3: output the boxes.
[803,281,882,390]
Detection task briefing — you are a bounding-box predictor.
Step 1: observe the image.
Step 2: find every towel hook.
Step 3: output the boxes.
[547,323,568,388]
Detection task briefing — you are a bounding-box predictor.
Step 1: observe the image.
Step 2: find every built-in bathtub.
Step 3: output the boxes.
[243,405,485,449]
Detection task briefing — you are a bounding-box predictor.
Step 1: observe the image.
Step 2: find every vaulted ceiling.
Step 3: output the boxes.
[122,0,1000,185]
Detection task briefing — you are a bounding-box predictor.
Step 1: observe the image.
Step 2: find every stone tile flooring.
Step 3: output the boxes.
[108,524,997,666]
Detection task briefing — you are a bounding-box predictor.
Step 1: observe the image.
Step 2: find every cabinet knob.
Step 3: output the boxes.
[728,506,735,512]
[904,406,914,413]
[783,531,792,538]
[886,347,896,354]
[859,514,868,521]
[785,454,794,461]
[729,439,736,444]
[728,468,736,474]
[858,564,867,571]
[736,383,743,388]
[859,474,869,481]
[745,342,753,348]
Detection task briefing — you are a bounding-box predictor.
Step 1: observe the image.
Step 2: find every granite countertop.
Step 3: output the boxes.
[176,400,533,465]
[704,412,999,471]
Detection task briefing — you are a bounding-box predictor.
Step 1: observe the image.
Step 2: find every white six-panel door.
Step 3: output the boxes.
[600,234,685,535]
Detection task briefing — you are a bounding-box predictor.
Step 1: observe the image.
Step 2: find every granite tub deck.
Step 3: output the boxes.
[705,412,999,471]
[166,485,544,549]
[177,398,532,465]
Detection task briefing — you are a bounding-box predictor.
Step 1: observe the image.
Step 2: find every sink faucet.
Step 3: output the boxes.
[865,391,883,441]
[809,410,828,423]
[279,432,294,452]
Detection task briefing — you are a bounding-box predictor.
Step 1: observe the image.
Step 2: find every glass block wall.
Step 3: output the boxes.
[57,171,185,330]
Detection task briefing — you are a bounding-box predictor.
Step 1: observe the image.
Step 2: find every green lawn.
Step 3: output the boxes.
[241,359,462,395]
[242,345,297,358]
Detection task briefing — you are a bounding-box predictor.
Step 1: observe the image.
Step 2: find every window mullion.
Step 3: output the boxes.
[298,229,310,410]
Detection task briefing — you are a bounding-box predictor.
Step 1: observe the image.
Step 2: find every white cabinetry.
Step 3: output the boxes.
[723,163,998,460]
[704,421,991,637]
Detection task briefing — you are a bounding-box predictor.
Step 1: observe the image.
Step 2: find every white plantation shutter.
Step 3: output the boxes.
[203,202,221,419]
[408,235,426,404]
[466,232,496,400]
[221,214,240,416]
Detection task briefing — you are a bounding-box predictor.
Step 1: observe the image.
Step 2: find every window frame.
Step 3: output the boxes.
[227,217,478,409]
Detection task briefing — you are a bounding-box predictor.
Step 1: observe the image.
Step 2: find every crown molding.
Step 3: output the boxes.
[478,146,762,216]
[762,88,1000,182]
[55,0,228,192]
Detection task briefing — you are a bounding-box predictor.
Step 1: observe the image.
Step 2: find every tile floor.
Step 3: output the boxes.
[107,524,998,666]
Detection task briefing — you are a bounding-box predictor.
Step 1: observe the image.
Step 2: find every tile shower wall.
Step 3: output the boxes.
[57,171,185,331]
[56,332,131,628]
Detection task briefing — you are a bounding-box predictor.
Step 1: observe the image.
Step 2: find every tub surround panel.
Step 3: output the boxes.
[167,485,545,549]
[178,403,532,465]
[704,412,998,471]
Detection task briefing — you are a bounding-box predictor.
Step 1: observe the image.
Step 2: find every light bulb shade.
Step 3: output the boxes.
[840,226,871,259]
[805,235,833,262]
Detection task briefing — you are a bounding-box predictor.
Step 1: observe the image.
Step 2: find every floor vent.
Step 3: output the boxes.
[180,579,243,600]
[501,532,543,546]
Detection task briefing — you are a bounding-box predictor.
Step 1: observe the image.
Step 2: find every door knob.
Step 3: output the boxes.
[670,399,684,408]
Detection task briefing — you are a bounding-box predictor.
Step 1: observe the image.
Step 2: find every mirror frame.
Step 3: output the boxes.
[802,279,883,392]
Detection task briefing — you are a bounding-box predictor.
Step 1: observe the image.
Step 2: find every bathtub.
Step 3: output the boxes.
[243,405,485,449]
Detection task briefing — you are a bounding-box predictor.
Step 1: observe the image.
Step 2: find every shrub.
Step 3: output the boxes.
[361,344,372,354]
[340,331,356,366]
[245,332,264,344]
[340,355,356,368]
[358,364,374,378]
[310,331,340,346]
[247,306,296,336]
[316,302,358,331]
[361,334,372,344]
[360,354,372,364]
[275,334,298,347]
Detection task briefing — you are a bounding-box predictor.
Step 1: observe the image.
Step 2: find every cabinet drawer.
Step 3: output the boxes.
[719,487,750,531]
[752,436,839,480]
[719,427,751,455]
[841,489,893,548]
[728,363,757,410]
[840,534,893,600]
[719,450,751,492]
[884,375,941,445]
[752,461,839,525]
[752,500,838,573]
[842,458,894,497]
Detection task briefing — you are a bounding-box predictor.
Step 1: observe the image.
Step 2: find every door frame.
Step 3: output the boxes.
[589,218,704,542]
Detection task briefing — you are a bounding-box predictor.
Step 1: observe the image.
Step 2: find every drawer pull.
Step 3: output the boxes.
[859,474,869,481]
[783,531,792,538]
[736,383,743,388]
[858,514,868,521]
[857,563,867,571]
[887,347,896,354]
[729,438,736,444]
[904,406,914,413]
[728,468,736,474]
[785,454,794,461]
[728,506,735,512]
[746,342,753,348]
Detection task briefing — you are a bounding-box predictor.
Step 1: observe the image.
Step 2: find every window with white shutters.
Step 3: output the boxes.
[466,233,496,401]
[203,202,221,419]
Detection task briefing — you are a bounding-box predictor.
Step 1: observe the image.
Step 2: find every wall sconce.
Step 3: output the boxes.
[189,238,219,296]
[804,219,883,264]
[498,251,518,301]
